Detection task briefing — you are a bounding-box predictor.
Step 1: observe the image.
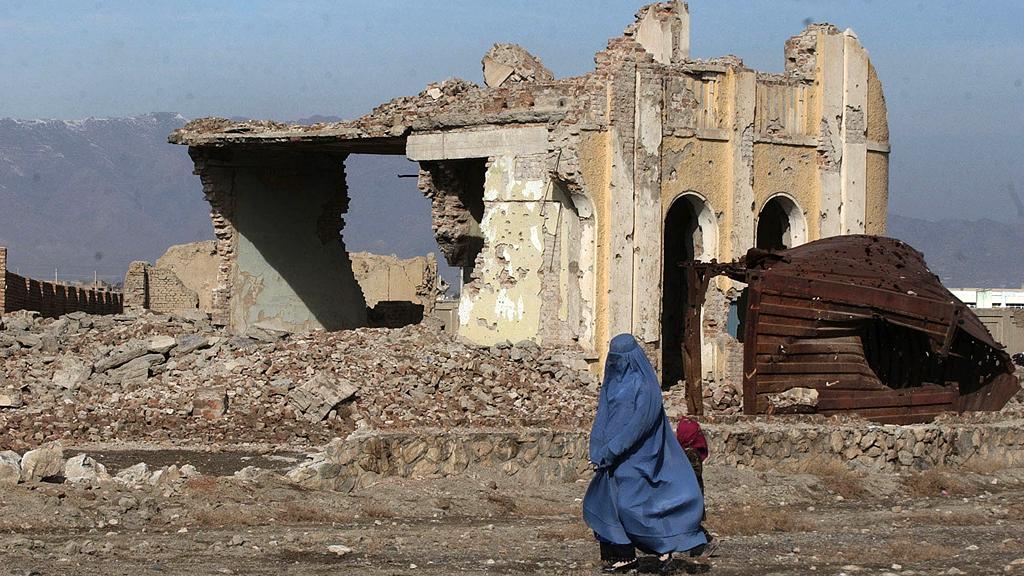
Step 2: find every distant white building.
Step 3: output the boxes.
[950,288,1024,309]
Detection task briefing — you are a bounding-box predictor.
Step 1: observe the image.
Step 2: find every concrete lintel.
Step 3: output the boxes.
[407,127,549,161]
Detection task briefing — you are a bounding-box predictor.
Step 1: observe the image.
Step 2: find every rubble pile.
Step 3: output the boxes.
[0,310,598,451]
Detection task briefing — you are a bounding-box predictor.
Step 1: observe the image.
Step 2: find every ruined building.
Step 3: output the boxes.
[169,2,890,389]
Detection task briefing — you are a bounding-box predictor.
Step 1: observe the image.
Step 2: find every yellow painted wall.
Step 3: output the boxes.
[579,130,610,363]
[661,136,731,259]
[752,143,820,240]
[866,62,889,144]
[865,151,889,234]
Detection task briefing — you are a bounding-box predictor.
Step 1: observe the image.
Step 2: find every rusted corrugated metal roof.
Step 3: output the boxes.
[716,235,1019,424]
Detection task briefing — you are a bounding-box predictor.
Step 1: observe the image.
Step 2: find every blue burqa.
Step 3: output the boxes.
[583,333,707,554]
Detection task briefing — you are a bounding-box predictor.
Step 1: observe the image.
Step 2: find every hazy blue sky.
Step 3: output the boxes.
[2,1,1022,222]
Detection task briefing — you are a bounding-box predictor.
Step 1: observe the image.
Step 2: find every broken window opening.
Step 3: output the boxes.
[344,154,455,329]
[417,158,487,296]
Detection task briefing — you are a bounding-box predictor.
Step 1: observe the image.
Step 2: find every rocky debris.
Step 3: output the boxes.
[0,310,598,451]
[147,335,178,355]
[20,442,64,482]
[328,544,353,557]
[0,450,21,486]
[481,43,554,88]
[0,386,23,408]
[193,386,228,420]
[702,381,742,415]
[767,387,819,412]
[115,463,151,486]
[51,355,93,390]
[64,454,111,483]
[288,374,358,423]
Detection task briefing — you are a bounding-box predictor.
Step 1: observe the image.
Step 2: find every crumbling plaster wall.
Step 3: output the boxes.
[864,61,890,235]
[661,136,730,253]
[349,252,439,313]
[410,127,600,352]
[576,131,611,356]
[457,155,557,346]
[231,154,366,333]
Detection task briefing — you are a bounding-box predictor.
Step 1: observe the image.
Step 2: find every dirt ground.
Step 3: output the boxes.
[3,447,1024,576]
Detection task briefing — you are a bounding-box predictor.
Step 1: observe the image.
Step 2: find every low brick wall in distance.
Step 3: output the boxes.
[288,414,1024,492]
[1,247,123,317]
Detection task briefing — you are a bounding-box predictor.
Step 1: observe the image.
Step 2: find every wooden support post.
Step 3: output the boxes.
[682,264,711,415]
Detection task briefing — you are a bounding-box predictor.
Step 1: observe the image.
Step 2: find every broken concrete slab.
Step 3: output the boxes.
[51,355,93,390]
[288,373,358,423]
[406,126,549,161]
[481,43,554,88]
[269,378,295,397]
[173,333,211,356]
[147,335,178,355]
[94,342,150,373]
[108,353,165,387]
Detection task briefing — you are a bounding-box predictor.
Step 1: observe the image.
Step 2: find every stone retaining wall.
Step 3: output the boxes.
[288,416,1024,491]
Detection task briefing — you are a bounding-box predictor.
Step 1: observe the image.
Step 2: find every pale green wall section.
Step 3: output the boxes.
[231,162,367,333]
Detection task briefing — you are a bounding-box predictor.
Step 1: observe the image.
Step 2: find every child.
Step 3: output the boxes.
[675,416,708,494]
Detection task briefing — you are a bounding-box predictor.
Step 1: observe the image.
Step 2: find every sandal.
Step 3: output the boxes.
[657,553,674,574]
[602,558,639,573]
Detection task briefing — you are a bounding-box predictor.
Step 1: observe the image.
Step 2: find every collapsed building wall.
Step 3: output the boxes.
[349,252,439,312]
[126,240,441,328]
[168,1,890,393]
[124,261,199,314]
[155,241,220,312]
[0,246,122,318]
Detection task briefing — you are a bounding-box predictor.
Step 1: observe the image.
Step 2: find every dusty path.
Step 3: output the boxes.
[3,461,1024,575]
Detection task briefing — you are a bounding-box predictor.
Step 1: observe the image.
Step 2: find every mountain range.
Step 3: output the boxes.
[0,114,1020,289]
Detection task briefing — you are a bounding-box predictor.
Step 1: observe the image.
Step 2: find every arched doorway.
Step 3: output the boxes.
[661,193,717,391]
[756,194,806,250]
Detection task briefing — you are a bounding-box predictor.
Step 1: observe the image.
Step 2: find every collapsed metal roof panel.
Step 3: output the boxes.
[724,235,1019,424]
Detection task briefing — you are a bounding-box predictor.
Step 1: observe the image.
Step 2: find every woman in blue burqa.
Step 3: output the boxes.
[583,333,707,573]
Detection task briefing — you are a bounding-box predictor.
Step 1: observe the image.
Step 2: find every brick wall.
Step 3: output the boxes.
[1,246,123,317]
[123,261,198,314]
